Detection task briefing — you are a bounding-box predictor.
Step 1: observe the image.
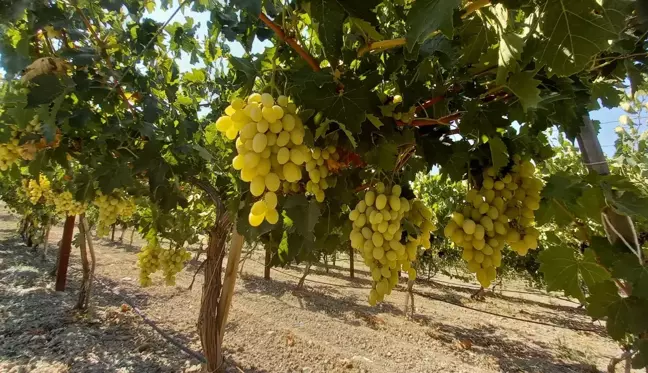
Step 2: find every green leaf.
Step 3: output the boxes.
[535,0,627,76]
[506,71,541,111]
[539,246,610,301]
[632,339,648,369]
[314,119,358,148]
[587,281,648,340]
[192,144,213,161]
[612,254,648,300]
[366,114,384,129]
[349,17,383,41]
[27,74,65,107]
[406,0,461,51]
[605,189,648,220]
[488,137,509,172]
[184,68,206,83]
[230,0,262,15]
[283,195,321,241]
[309,0,346,63]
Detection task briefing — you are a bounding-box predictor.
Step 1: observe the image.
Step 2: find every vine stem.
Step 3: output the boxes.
[358,0,492,56]
[397,112,462,127]
[72,4,137,117]
[259,13,320,72]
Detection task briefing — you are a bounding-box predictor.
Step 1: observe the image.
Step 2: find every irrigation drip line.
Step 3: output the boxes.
[68,267,206,363]
[246,260,601,334]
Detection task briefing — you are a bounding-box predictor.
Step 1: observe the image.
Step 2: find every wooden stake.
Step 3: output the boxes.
[55,215,76,291]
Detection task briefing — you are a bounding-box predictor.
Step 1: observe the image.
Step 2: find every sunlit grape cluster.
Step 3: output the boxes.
[444,155,543,288]
[23,174,52,204]
[349,182,436,305]
[304,146,339,202]
[0,135,21,171]
[93,191,136,236]
[137,239,191,287]
[213,93,339,227]
[53,191,87,217]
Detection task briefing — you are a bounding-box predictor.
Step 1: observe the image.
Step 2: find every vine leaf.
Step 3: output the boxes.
[488,137,509,172]
[587,280,648,340]
[283,195,321,241]
[230,0,262,15]
[539,246,609,301]
[405,0,461,52]
[535,0,627,76]
[366,114,384,129]
[633,340,648,369]
[506,71,541,111]
[349,17,383,41]
[612,254,648,300]
[308,0,346,63]
[314,119,357,148]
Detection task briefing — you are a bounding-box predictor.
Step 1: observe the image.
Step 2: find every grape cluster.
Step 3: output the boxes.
[349,183,436,305]
[53,191,87,217]
[23,175,52,204]
[0,136,21,171]
[137,240,191,287]
[93,191,136,236]
[444,155,543,288]
[304,146,339,202]
[213,93,338,227]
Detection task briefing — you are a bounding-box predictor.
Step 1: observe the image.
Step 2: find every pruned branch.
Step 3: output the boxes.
[259,13,320,72]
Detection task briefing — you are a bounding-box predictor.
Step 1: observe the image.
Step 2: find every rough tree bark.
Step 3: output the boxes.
[404,279,415,318]
[349,245,354,279]
[129,228,135,245]
[55,215,76,291]
[110,223,116,241]
[75,216,90,310]
[119,225,127,242]
[41,218,51,261]
[297,261,312,289]
[264,245,271,280]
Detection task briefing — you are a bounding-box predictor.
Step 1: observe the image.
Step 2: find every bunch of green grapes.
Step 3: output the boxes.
[304,146,339,202]
[501,156,543,255]
[0,135,21,171]
[349,183,435,305]
[24,116,41,133]
[159,247,192,286]
[406,200,437,252]
[137,240,162,287]
[214,93,338,227]
[444,155,543,287]
[24,174,52,204]
[53,191,87,217]
[93,191,136,236]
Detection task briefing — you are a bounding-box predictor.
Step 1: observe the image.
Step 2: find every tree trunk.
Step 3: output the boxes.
[332,252,336,267]
[55,215,76,291]
[129,228,135,245]
[119,225,127,242]
[264,245,271,280]
[42,219,51,261]
[76,216,96,311]
[404,279,415,317]
[75,216,90,310]
[297,261,311,289]
[111,224,116,241]
[323,254,329,273]
[349,245,354,279]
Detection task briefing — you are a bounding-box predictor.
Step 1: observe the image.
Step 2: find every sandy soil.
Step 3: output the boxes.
[0,205,631,373]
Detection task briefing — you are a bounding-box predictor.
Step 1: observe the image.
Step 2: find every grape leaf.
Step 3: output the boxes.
[230,0,262,15]
[539,246,609,301]
[405,0,461,52]
[488,136,509,172]
[612,254,648,300]
[459,17,494,65]
[349,17,383,41]
[283,195,321,241]
[309,0,346,63]
[587,281,648,340]
[366,114,384,129]
[632,340,648,369]
[27,74,65,107]
[506,71,541,111]
[535,0,627,76]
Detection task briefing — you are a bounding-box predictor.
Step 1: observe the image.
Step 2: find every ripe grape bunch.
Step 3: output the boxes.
[0,131,22,171]
[137,238,192,286]
[349,183,436,305]
[213,93,339,227]
[444,155,543,288]
[93,191,136,236]
[24,174,52,204]
[53,191,87,217]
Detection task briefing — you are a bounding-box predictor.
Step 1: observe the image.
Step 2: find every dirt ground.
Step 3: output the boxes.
[0,205,632,373]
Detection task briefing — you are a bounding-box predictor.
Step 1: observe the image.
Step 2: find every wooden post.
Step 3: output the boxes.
[55,215,76,291]
[349,245,354,279]
[577,115,640,258]
[264,246,271,280]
